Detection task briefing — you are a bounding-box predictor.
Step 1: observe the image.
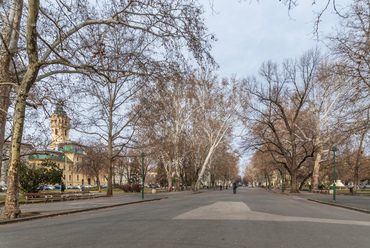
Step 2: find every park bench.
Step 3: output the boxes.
[152,188,165,193]
[63,191,95,200]
[312,189,329,194]
[25,193,56,204]
[25,191,95,204]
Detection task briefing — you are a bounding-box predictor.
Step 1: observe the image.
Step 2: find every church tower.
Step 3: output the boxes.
[50,100,70,150]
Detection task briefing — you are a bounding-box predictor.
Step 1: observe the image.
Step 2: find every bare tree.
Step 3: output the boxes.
[193,72,244,189]
[3,0,214,219]
[76,143,107,192]
[243,49,320,193]
[328,0,370,112]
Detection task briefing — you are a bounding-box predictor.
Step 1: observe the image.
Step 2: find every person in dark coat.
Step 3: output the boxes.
[232,182,237,194]
[61,183,65,193]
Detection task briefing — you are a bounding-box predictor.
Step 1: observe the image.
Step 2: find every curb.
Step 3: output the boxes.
[0,197,167,225]
[307,198,370,215]
[267,189,370,214]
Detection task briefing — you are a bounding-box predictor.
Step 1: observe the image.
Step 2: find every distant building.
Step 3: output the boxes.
[28,101,107,186]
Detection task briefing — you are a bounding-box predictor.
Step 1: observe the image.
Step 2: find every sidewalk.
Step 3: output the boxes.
[267,188,370,214]
[0,190,195,225]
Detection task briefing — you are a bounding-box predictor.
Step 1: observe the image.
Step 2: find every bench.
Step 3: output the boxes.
[312,189,329,194]
[63,191,95,200]
[155,188,168,193]
[25,193,56,204]
[25,191,95,204]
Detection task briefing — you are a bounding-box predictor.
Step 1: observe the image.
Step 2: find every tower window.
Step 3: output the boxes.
[69,175,71,180]
[55,129,58,135]
[65,130,67,136]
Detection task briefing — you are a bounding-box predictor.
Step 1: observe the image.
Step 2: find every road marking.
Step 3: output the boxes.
[173,201,370,226]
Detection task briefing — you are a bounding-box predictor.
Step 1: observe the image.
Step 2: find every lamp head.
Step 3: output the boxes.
[331,145,338,152]
[141,151,145,157]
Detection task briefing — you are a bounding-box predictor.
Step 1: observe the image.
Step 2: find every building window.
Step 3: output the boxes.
[77,175,79,181]
[63,164,65,170]
[63,175,65,179]
[58,163,60,169]
[69,165,71,171]
[65,130,67,136]
[69,175,71,180]
[55,129,58,135]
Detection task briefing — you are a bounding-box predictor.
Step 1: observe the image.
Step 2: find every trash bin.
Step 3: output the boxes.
[152,188,156,194]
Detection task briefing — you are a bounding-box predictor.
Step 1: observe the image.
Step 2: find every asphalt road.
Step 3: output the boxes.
[1,188,370,248]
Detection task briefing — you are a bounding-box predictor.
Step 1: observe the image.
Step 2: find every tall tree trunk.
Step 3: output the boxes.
[107,126,113,197]
[3,0,40,219]
[3,89,29,218]
[353,172,359,195]
[0,84,11,183]
[299,172,313,190]
[0,0,24,185]
[353,124,368,194]
[160,153,173,189]
[196,146,214,187]
[106,99,114,197]
[290,169,299,193]
[312,149,322,191]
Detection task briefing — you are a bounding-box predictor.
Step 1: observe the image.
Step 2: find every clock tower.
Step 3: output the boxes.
[50,100,70,150]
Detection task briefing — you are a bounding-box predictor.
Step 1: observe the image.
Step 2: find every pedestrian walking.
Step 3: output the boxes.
[61,183,65,193]
[220,185,222,191]
[233,182,237,194]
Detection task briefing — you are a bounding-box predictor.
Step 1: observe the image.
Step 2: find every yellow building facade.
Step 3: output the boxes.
[29,102,88,186]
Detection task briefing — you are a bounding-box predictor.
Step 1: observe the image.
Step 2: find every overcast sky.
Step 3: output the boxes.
[199,0,342,79]
[198,0,344,172]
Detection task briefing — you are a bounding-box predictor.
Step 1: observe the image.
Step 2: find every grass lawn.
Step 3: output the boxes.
[336,189,370,195]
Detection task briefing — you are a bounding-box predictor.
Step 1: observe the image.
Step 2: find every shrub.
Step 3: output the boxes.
[115,184,131,192]
[19,160,63,193]
[132,183,141,193]
[114,185,124,191]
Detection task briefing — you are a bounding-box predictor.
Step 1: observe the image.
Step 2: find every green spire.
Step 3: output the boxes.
[54,99,67,117]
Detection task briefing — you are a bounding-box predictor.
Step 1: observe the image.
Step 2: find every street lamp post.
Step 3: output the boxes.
[141,152,145,200]
[331,145,338,203]
[283,167,285,193]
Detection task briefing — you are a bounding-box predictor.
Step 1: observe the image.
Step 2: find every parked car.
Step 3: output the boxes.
[0,185,7,191]
[44,185,55,190]
[37,185,47,191]
[67,184,73,189]
[54,185,61,190]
